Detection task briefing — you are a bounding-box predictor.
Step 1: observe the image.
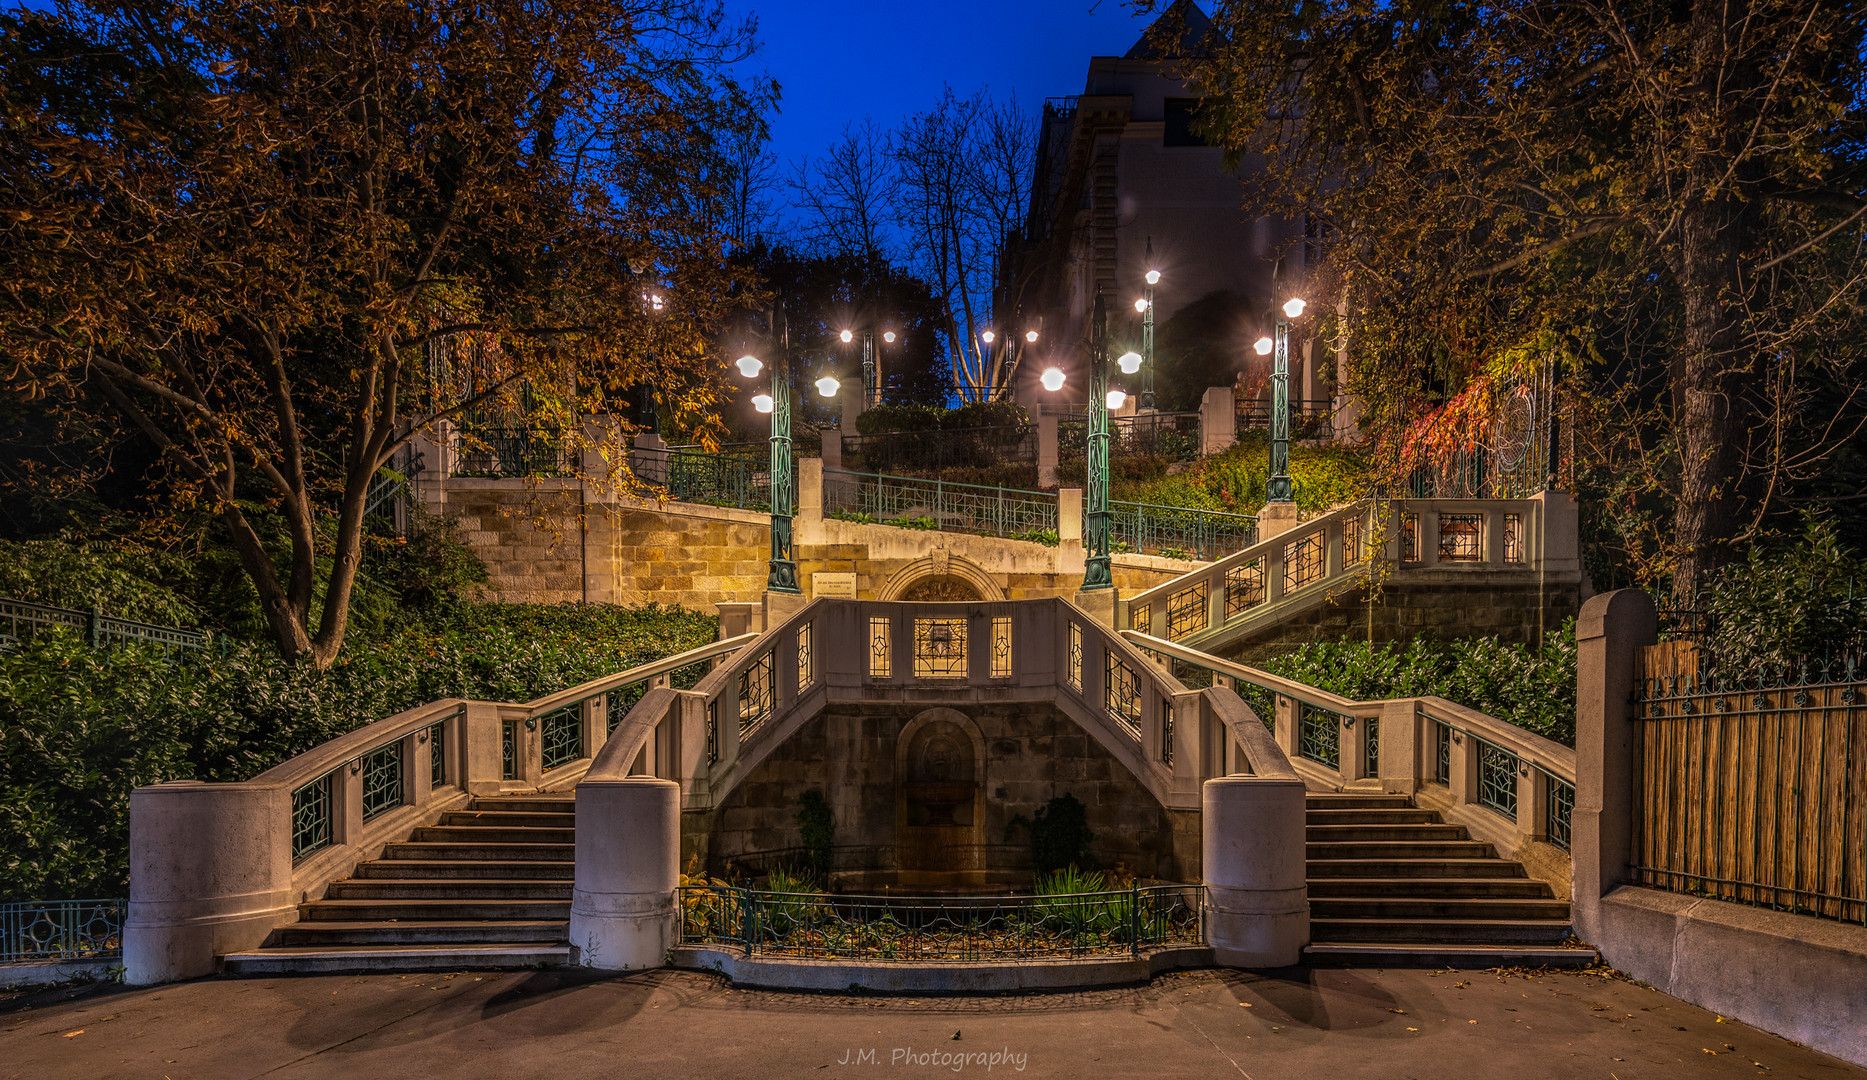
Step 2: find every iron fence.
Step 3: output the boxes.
[638,448,795,513]
[1110,501,1258,561]
[1057,412,1204,463]
[678,884,1204,961]
[823,471,1059,542]
[452,427,575,477]
[1235,398,1333,438]
[1634,665,1867,926]
[841,425,1037,475]
[1,899,124,962]
[0,598,212,654]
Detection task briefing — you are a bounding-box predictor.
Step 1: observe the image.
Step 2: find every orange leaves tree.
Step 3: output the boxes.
[0,0,770,665]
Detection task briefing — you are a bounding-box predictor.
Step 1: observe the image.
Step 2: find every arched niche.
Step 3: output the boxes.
[893,707,988,886]
[878,556,1006,602]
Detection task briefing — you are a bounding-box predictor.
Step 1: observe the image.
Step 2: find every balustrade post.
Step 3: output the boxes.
[1573,589,1657,943]
[410,728,433,808]
[463,702,505,795]
[1448,727,1477,809]
[1519,764,1548,840]
[584,695,608,763]
[1378,700,1421,794]
[1272,695,1298,758]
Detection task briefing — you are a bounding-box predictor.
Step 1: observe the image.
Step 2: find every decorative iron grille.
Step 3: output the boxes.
[1547,778,1574,851]
[1401,513,1419,562]
[428,721,447,788]
[541,707,583,771]
[1068,623,1083,691]
[868,616,892,678]
[705,701,720,764]
[1363,717,1380,777]
[1,899,125,962]
[653,447,793,513]
[360,742,404,821]
[452,427,574,477]
[990,617,1012,679]
[1129,603,1151,631]
[1297,704,1340,768]
[798,621,815,691]
[1439,513,1484,562]
[1161,702,1174,765]
[1282,533,1325,594]
[914,618,969,678]
[0,597,211,654]
[1166,583,1208,640]
[1105,653,1141,732]
[1109,501,1258,561]
[1113,411,1201,462]
[502,719,518,779]
[739,652,775,731]
[1435,723,1451,785]
[678,885,1204,961]
[608,682,647,732]
[1225,558,1266,616]
[1343,514,1364,566]
[1504,513,1524,563]
[1477,739,1519,818]
[823,471,1057,541]
[291,774,333,863]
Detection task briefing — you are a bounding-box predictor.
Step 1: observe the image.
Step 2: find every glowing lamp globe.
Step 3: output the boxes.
[1025,330,1038,343]
[735,354,763,378]
[883,331,897,343]
[1145,269,1161,285]
[815,376,840,398]
[1117,351,1143,374]
[1282,297,1307,318]
[752,394,774,414]
[981,330,996,344]
[839,329,853,343]
[1253,337,1274,357]
[1134,298,1149,313]
[1106,389,1128,410]
[1040,367,1066,392]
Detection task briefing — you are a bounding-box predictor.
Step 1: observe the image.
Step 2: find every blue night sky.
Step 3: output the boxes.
[732,0,1162,171]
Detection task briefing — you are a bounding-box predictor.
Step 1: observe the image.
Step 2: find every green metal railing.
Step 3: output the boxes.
[1,899,125,962]
[452,427,575,477]
[641,447,796,513]
[1110,501,1257,561]
[823,471,1059,541]
[840,424,1037,475]
[678,884,1204,961]
[0,598,211,654]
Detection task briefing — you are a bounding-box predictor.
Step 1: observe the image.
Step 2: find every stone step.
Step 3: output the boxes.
[325,879,572,901]
[357,859,575,880]
[298,898,571,921]
[1306,840,1496,860]
[468,796,575,813]
[1309,917,1573,945]
[1304,808,1442,826]
[221,943,571,975]
[1305,795,1414,809]
[1305,824,1470,842]
[274,920,569,946]
[383,841,575,862]
[439,810,576,829]
[1305,877,1553,899]
[1302,942,1599,969]
[409,825,575,844]
[1307,857,1526,879]
[1309,897,1572,921]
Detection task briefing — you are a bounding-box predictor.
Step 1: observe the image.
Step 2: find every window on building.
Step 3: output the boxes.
[1163,98,1211,147]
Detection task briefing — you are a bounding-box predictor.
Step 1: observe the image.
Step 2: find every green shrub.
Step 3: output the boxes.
[1008,793,1095,875]
[1107,432,1367,517]
[1699,517,1866,673]
[0,602,716,901]
[796,789,834,880]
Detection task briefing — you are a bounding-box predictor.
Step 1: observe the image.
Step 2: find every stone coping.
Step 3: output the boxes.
[666,945,1214,993]
[0,957,118,990]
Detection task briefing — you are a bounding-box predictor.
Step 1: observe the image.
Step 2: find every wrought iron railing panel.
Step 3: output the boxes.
[501,720,518,780]
[453,427,575,477]
[1166,582,1208,640]
[0,598,210,655]
[1,899,125,962]
[1437,513,1484,562]
[738,652,775,733]
[541,707,584,771]
[1297,703,1341,768]
[990,616,1012,679]
[868,616,892,679]
[678,885,1204,961]
[428,722,447,788]
[1476,739,1519,818]
[797,621,815,690]
[1105,653,1141,733]
[841,425,1037,475]
[824,471,1058,542]
[1225,558,1266,616]
[1547,778,1574,851]
[1281,532,1325,594]
[291,774,333,862]
[1364,718,1380,776]
[1109,501,1257,562]
[1435,722,1451,785]
[655,448,795,513]
[1160,702,1174,765]
[360,742,404,821]
[913,617,969,679]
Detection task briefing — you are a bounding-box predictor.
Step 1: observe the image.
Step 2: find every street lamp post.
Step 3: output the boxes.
[1255,296,1307,504]
[1141,239,1159,411]
[737,303,844,595]
[1039,293,1114,591]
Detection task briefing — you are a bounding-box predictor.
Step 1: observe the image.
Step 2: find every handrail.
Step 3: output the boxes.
[525,634,758,716]
[825,468,1056,501]
[1125,500,1367,611]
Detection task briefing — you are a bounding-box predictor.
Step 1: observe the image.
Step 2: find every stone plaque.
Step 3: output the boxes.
[812,572,858,599]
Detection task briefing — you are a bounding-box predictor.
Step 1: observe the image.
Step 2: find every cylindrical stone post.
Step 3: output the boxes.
[124,781,296,985]
[571,777,680,970]
[1202,776,1308,967]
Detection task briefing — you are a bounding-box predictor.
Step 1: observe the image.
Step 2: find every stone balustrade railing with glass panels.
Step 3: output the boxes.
[1123,630,1577,870]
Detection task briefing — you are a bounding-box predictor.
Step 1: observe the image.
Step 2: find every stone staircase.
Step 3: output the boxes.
[1301,792,1595,967]
[221,795,574,974]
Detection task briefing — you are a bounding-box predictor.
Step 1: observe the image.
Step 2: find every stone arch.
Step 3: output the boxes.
[877,555,1006,602]
[894,708,988,884]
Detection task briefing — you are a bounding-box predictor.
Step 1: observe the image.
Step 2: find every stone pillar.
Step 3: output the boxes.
[630,431,668,487]
[124,781,296,984]
[821,428,843,472]
[463,702,506,796]
[1199,386,1237,456]
[796,457,824,545]
[1572,589,1657,944]
[1258,502,1301,540]
[715,602,761,639]
[1037,410,1060,489]
[1377,699,1420,795]
[1202,776,1308,967]
[571,777,679,970]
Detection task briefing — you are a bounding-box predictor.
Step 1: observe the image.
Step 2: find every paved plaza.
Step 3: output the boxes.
[3,965,1861,1080]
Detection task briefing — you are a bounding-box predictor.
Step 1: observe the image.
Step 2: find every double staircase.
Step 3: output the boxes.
[1302,792,1593,967]
[222,795,574,974]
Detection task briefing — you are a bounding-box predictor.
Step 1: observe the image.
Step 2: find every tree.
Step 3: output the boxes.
[1176,0,1867,594]
[788,118,896,266]
[892,89,1036,402]
[1,0,771,666]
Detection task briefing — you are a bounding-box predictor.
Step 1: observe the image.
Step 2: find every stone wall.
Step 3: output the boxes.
[686,701,1181,885]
